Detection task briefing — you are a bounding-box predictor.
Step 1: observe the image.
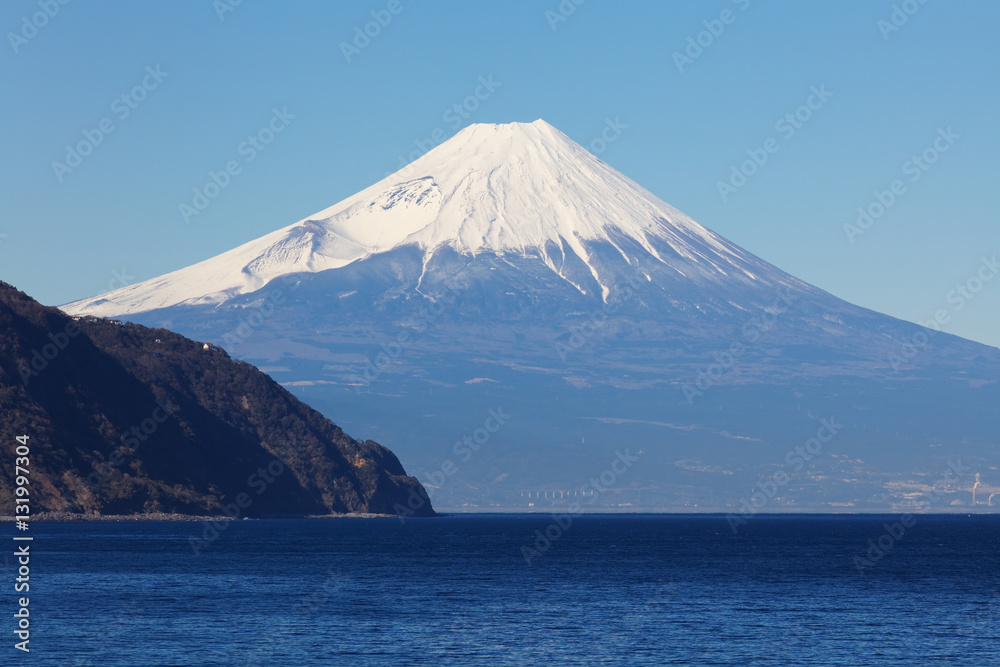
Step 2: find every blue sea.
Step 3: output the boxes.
[15,515,1000,665]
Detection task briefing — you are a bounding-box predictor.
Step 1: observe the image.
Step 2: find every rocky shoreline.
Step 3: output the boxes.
[0,511,408,522]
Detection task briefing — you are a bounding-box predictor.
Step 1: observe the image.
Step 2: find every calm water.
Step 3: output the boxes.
[15,515,1000,665]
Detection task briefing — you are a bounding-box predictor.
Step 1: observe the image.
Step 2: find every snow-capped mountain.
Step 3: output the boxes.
[65,120,804,317]
[62,120,1000,512]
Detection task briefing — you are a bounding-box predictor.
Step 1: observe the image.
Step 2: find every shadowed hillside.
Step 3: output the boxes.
[0,281,432,517]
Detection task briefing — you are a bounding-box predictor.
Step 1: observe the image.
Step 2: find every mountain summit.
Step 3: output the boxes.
[65,119,802,316]
[62,121,999,512]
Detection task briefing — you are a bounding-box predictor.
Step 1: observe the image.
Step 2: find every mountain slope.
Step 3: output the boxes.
[64,120,808,316]
[59,120,1000,512]
[0,282,432,517]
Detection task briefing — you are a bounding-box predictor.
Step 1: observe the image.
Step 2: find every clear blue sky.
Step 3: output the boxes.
[2,1,998,347]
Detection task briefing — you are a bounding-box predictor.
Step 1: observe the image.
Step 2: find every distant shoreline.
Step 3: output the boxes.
[436,507,1000,515]
[2,509,997,522]
[0,511,412,522]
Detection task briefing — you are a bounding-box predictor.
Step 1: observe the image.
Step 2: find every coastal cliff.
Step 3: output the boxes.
[0,282,432,518]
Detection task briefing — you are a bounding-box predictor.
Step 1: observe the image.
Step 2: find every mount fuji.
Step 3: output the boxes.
[64,120,1000,512]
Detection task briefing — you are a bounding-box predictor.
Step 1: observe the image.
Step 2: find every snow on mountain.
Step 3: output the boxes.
[56,120,1000,512]
[64,119,800,317]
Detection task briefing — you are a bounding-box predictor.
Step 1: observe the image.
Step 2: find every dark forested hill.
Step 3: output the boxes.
[0,281,432,517]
